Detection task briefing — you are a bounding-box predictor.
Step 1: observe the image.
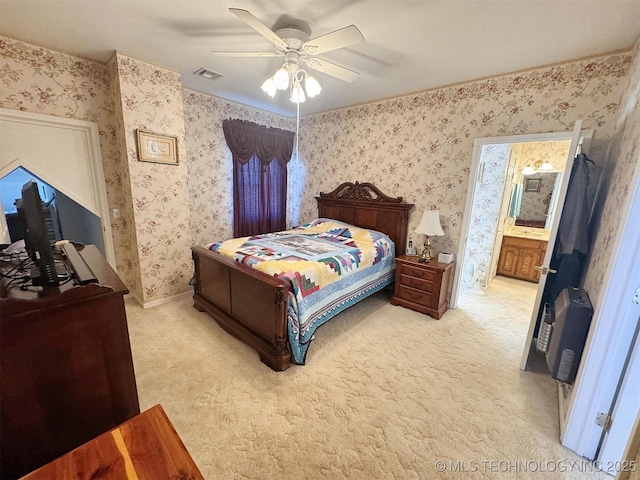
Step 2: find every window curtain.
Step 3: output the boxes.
[223,119,295,237]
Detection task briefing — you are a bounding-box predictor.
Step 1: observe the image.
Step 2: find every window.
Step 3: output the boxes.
[233,153,287,236]
[223,120,294,237]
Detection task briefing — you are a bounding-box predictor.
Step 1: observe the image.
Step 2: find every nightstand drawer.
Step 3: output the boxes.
[397,285,436,307]
[399,273,435,293]
[402,264,436,282]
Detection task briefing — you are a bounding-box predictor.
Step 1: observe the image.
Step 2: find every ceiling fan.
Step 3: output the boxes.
[211,8,365,95]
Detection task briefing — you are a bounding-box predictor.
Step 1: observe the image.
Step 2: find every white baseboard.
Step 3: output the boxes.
[142,289,193,309]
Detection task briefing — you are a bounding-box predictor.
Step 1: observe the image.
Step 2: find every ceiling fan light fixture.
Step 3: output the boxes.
[260,77,277,97]
[304,75,322,98]
[273,66,290,90]
[290,81,306,104]
[220,8,364,106]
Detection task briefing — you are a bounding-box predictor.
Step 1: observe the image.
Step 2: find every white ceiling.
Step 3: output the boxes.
[2,1,640,117]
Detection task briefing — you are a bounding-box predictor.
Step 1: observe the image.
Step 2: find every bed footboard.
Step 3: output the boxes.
[191,246,291,371]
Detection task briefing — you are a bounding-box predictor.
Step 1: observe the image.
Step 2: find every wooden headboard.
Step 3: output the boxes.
[316,182,414,254]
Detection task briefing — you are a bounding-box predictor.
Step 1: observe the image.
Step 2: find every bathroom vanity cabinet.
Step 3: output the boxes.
[497,235,548,283]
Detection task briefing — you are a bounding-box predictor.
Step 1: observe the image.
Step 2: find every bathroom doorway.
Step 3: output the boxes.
[450,124,594,369]
[458,139,571,293]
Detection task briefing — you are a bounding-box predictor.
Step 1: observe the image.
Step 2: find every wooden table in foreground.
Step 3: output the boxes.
[21,405,204,480]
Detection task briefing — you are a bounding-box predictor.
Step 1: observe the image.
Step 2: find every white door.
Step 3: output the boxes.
[519,119,584,370]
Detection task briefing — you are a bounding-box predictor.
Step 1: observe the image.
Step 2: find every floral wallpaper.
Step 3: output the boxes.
[113,54,193,304]
[0,36,137,289]
[1,34,635,310]
[0,36,298,305]
[512,140,571,172]
[108,56,143,300]
[583,36,640,305]
[182,90,294,247]
[519,174,556,223]
[462,143,510,286]
[297,52,630,272]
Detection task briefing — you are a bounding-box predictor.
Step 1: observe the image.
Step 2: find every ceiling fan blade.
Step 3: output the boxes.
[301,25,364,55]
[304,57,360,82]
[229,8,288,51]
[211,51,280,57]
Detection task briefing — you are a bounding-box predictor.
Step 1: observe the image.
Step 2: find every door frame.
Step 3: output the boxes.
[561,163,640,460]
[487,156,516,286]
[450,126,588,309]
[598,321,639,474]
[0,108,116,267]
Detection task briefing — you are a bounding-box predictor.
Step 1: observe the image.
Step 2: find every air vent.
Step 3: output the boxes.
[193,68,223,81]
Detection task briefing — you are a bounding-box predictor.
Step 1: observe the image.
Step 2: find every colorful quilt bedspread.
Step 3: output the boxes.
[209,219,396,363]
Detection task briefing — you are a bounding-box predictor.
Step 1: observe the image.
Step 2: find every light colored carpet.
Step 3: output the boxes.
[125,275,607,479]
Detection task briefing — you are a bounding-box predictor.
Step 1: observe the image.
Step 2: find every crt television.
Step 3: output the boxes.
[15,180,59,287]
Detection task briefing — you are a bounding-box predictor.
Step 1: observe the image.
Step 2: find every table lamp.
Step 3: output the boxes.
[415,210,444,262]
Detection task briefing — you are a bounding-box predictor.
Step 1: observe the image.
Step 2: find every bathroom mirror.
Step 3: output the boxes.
[510,171,563,230]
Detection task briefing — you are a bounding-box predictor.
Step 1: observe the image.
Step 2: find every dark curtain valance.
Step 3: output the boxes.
[223,119,295,167]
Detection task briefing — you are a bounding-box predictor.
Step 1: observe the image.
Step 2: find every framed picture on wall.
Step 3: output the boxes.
[525,178,541,192]
[136,129,178,165]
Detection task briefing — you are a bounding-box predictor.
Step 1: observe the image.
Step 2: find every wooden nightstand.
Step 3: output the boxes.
[390,255,455,319]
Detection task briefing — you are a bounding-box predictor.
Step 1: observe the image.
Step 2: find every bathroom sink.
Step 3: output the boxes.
[504,229,550,241]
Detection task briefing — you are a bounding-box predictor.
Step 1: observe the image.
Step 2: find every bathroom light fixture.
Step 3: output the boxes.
[539,161,553,171]
[415,210,445,263]
[522,160,553,175]
[261,62,322,104]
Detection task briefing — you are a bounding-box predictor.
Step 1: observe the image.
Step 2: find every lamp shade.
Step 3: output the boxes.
[273,67,290,90]
[290,81,306,103]
[415,210,444,236]
[260,77,277,98]
[304,75,322,97]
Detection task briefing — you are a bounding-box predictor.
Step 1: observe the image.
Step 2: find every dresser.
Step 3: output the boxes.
[1,245,140,479]
[497,235,548,283]
[391,255,454,319]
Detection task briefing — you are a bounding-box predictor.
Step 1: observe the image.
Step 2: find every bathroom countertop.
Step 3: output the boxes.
[503,229,550,242]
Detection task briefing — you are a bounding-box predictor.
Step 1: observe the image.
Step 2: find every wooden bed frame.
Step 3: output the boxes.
[191,182,414,371]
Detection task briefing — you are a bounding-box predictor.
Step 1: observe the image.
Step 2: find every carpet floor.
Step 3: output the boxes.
[125,275,607,479]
